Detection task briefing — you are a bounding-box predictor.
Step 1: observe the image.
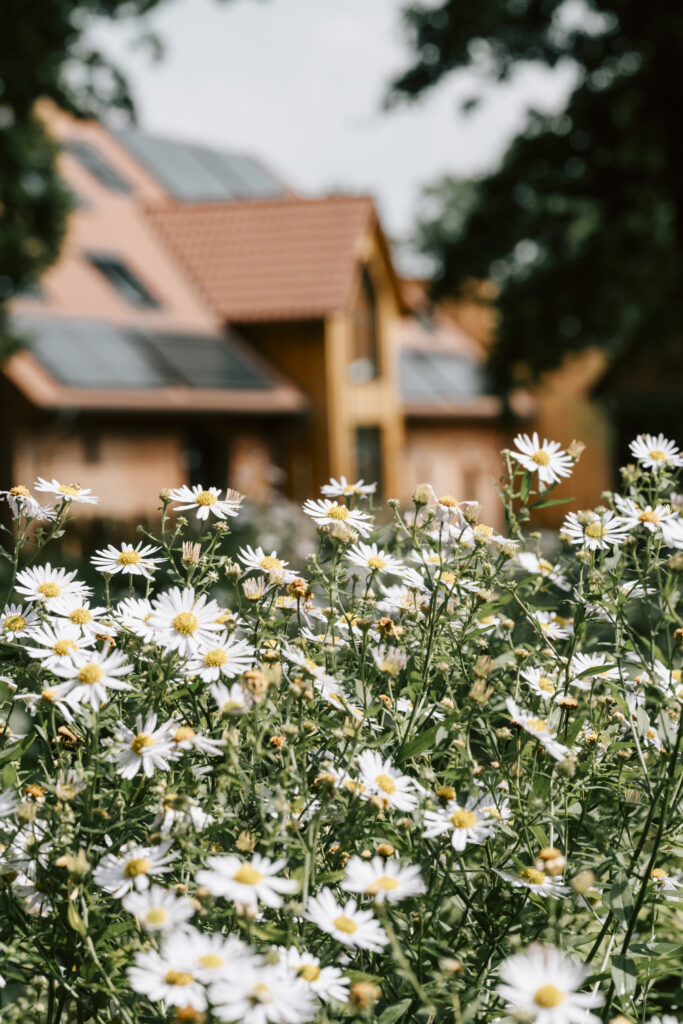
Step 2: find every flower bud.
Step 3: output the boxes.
[349,982,381,1010]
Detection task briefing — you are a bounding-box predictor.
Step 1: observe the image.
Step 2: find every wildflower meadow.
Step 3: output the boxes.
[0,432,682,1024]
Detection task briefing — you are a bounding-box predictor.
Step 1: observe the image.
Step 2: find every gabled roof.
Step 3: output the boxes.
[5,315,306,415]
[146,195,379,322]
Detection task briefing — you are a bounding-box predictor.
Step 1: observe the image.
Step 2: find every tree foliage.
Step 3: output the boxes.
[392,0,683,389]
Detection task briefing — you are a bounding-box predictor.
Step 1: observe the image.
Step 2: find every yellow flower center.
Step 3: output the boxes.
[37,582,61,598]
[639,509,659,524]
[368,556,386,570]
[438,495,459,507]
[203,648,228,667]
[673,669,682,682]
[650,868,669,880]
[250,984,274,1004]
[326,503,349,521]
[531,449,551,466]
[538,559,553,573]
[297,963,321,982]
[173,612,199,635]
[117,550,141,566]
[333,914,358,934]
[440,571,456,585]
[475,524,494,538]
[198,953,225,969]
[375,773,397,795]
[259,556,282,571]
[53,639,77,657]
[534,985,565,1008]
[131,733,156,754]
[10,485,31,497]
[450,809,477,829]
[41,688,57,702]
[78,663,104,685]
[526,717,548,733]
[69,608,92,624]
[538,676,555,693]
[366,875,400,894]
[222,699,244,713]
[648,449,667,462]
[196,490,217,506]
[144,907,168,925]
[173,726,196,744]
[233,864,264,886]
[585,522,606,539]
[4,614,26,632]
[164,970,194,987]
[58,484,81,497]
[124,857,151,878]
[520,867,547,885]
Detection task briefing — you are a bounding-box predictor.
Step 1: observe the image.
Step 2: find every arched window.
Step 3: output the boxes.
[350,267,380,380]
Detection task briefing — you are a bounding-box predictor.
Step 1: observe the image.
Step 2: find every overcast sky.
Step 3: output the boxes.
[94,0,575,253]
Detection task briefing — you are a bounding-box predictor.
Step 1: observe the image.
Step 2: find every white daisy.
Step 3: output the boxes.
[49,595,114,637]
[196,854,298,910]
[238,545,299,584]
[147,586,223,657]
[521,667,560,701]
[121,884,195,932]
[170,724,225,757]
[320,476,376,498]
[274,947,349,1004]
[155,794,214,835]
[629,433,683,470]
[341,855,425,903]
[172,928,257,983]
[497,944,602,1023]
[188,632,256,682]
[423,797,495,851]
[511,433,574,491]
[0,603,39,639]
[168,484,242,521]
[93,841,177,898]
[517,552,571,590]
[34,477,99,504]
[506,698,569,760]
[649,868,683,902]
[346,542,405,576]
[106,712,178,779]
[569,652,620,691]
[1,485,54,521]
[50,648,133,711]
[302,498,372,537]
[210,964,317,1024]
[114,597,155,641]
[371,645,408,676]
[562,510,629,550]
[532,611,573,641]
[13,684,75,723]
[306,888,387,951]
[128,946,207,1012]
[91,542,165,580]
[211,680,253,716]
[356,750,418,811]
[14,564,89,606]
[495,866,568,899]
[23,622,94,672]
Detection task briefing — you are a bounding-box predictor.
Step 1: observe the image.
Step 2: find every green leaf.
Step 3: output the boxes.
[611,954,637,996]
[67,901,86,936]
[378,998,413,1024]
[529,496,575,510]
[609,872,634,928]
[400,713,458,761]
[0,734,33,768]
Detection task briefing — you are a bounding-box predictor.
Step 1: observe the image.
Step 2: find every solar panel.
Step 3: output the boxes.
[113,129,286,202]
[401,350,487,403]
[138,330,272,390]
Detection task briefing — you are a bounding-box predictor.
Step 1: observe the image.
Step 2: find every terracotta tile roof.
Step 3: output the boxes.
[146,195,377,322]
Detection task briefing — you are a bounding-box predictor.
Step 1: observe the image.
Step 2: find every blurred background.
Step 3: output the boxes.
[1,0,682,547]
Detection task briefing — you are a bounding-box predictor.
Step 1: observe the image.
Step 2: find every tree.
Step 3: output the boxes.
[391,0,683,393]
[0,0,173,353]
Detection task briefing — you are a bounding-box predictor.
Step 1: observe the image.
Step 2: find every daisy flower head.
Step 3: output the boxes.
[569,652,620,691]
[90,541,165,580]
[238,545,299,584]
[320,476,376,498]
[196,853,298,910]
[121,884,195,932]
[275,947,349,1004]
[346,541,405,576]
[511,433,574,491]
[49,595,113,637]
[521,666,560,701]
[170,723,225,757]
[188,632,256,682]
[0,603,39,640]
[495,865,569,899]
[168,484,242,521]
[23,622,94,672]
[649,868,683,902]
[93,840,177,898]
[562,509,629,550]
[1,485,54,521]
[629,433,683,471]
[171,928,257,984]
[107,712,177,779]
[371,645,408,676]
[14,564,89,606]
[423,796,495,851]
[147,586,222,657]
[613,494,680,538]
[497,944,602,1023]
[114,597,155,641]
[211,680,253,716]
[517,552,571,591]
[50,648,133,712]
[506,698,569,760]
[34,477,99,505]
[532,610,573,641]
[341,855,425,903]
[302,498,372,538]
[306,888,388,951]
[356,750,418,811]
[128,945,207,1012]
[210,963,317,1024]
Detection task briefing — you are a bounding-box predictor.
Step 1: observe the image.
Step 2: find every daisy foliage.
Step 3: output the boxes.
[0,433,682,1022]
